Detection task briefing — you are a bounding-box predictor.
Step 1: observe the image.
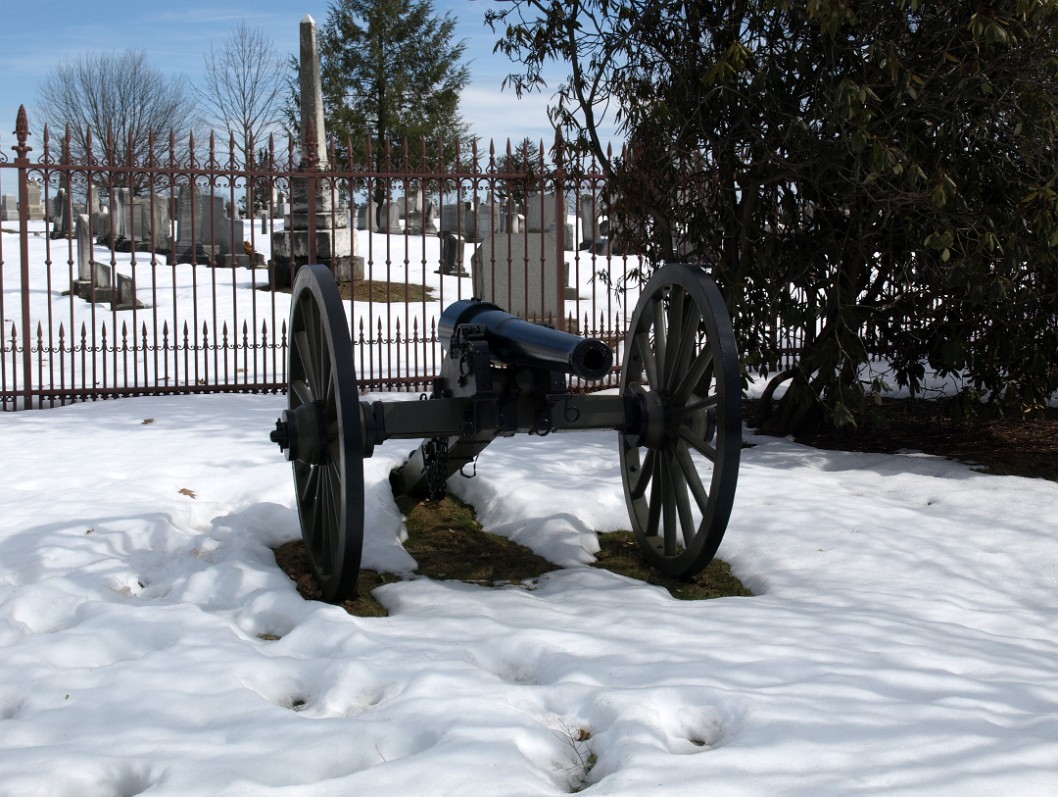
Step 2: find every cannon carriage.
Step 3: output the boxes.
[270,262,741,600]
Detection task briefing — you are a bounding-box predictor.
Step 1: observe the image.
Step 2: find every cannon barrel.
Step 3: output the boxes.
[438,299,613,381]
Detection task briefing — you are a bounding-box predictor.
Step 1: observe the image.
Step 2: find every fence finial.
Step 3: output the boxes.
[13,105,32,159]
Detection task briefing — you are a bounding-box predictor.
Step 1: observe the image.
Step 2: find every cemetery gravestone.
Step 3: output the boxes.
[578,195,602,249]
[422,200,439,235]
[0,194,16,221]
[111,272,145,311]
[173,186,245,266]
[438,232,468,276]
[274,191,291,220]
[357,201,379,232]
[470,201,501,241]
[25,182,44,221]
[473,192,579,322]
[440,201,474,239]
[50,187,73,239]
[73,213,114,301]
[472,231,568,323]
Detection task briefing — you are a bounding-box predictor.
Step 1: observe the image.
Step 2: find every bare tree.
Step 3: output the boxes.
[197,21,287,171]
[37,49,195,183]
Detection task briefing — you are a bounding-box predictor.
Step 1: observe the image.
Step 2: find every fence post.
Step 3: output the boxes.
[13,106,34,409]
[304,119,319,267]
[552,129,567,330]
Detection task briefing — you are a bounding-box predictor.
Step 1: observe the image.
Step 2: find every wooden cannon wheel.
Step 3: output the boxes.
[619,264,742,578]
[275,264,364,601]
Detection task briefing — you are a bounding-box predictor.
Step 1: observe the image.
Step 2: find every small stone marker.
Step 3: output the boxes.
[25,181,44,221]
[0,194,16,221]
[437,232,468,276]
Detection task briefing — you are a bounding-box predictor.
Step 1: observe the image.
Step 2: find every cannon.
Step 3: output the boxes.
[270,262,741,600]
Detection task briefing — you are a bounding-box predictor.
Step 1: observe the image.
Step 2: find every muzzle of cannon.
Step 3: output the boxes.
[270,262,742,600]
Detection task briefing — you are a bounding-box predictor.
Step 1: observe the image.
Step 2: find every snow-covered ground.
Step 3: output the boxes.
[1,390,1057,795]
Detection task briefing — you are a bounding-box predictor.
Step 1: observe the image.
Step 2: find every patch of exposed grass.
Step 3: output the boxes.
[396,494,558,585]
[592,531,752,600]
[275,500,751,616]
[265,278,435,304]
[273,540,391,617]
[339,280,435,303]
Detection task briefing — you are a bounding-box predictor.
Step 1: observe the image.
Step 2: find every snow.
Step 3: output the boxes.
[2,390,1057,795]
[4,219,1058,794]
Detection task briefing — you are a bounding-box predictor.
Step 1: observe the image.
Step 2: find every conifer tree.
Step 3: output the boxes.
[319,0,471,172]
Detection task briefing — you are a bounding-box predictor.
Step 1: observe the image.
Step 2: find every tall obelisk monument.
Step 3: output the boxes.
[272,15,359,287]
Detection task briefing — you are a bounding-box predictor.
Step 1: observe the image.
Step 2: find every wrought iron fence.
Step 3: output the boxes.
[2,107,655,410]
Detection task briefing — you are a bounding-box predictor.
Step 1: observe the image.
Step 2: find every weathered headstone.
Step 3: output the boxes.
[172,185,245,265]
[25,181,44,221]
[357,202,376,231]
[578,194,602,247]
[525,192,576,250]
[501,200,523,235]
[422,200,439,235]
[92,261,114,295]
[132,196,173,252]
[379,201,402,233]
[111,272,146,311]
[440,201,473,238]
[91,206,111,244]
[403,212,421,234]
[174,183,198,254]
[75,213,93,286]
[472,231,571,323]
[205,195,244,262]
[437,232,469,276]
[0,194,16,221]
[50,187,73,239]
[274,191,291,220]
[73,213,114,301]
[470,201,501,241]
[525,193,560,233]
[111,188,131,244]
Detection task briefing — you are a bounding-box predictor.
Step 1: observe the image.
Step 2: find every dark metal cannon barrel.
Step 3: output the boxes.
[438,299,613,381]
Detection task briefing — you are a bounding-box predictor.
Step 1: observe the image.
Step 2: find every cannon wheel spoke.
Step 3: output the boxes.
[619,264,741,578]
[287,264,363,601]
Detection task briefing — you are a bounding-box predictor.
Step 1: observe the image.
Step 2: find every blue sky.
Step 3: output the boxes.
[0,0,580,152]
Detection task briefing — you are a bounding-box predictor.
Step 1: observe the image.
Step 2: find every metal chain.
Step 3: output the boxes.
[424,436,450,502]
